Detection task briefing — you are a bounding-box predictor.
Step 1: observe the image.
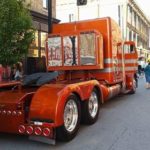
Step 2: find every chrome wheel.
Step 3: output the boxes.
[56,94,80,141]
[88,91,99,118]
[133,79,137,91]
[129,79,136,94]
[64,99,78,132]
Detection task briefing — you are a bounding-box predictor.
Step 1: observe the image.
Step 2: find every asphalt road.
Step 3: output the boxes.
[1,77,150,150]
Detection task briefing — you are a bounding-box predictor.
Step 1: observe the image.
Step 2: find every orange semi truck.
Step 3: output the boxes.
[0,17,137,144]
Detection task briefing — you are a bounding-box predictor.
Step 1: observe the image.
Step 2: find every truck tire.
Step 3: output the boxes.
[56,94,81,142]
[129,79,136,94]
[82,88,100,125]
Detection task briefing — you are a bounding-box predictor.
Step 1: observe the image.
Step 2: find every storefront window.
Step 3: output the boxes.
[29,31,48,57]
[41,50,46,57]
[28,49,38,57]
[41,32,47,48]
[31,31,38,47]
[29,31,38,57]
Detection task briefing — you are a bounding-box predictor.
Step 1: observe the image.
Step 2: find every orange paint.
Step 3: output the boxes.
[0,17,137,142]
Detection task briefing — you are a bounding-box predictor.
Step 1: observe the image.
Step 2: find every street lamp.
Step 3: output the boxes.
[77,0,87,6]
[47,0,87,33]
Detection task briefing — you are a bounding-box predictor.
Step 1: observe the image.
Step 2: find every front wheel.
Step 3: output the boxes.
[82,88,100,125]
[129,79,136,94]
[56,94,81,142]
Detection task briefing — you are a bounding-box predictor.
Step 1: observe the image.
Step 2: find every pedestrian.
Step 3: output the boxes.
[134,71,138,88]
[138,64,142,76]
[141,61,147,76]
[10,64,17,80]
[0,64,3,82]
[144,62,150,88]
[14,62,23,81]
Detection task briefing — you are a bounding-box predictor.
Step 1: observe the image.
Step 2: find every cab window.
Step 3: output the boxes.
[79,31,96,65]
[47,36,62,66]
[124,44,135,54]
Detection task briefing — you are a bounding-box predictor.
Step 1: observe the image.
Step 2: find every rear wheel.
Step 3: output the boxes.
[56,94,81,141]
[82,88,100,125]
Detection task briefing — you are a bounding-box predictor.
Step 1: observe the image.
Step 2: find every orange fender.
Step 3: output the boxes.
[29,80,102,127]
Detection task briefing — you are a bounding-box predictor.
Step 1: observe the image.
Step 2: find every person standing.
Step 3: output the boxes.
[14,62,23,81]
[144,62,150,88]
[138,64,142,76]
[10,64,17,80]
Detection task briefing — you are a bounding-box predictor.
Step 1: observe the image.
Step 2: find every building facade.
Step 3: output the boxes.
[1,0,58,78]
[56,0,150,59]
[126,0,150,60]
[25,0,58,57]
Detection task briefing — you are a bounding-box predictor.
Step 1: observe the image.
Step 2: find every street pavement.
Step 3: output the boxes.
[0,77,150,150]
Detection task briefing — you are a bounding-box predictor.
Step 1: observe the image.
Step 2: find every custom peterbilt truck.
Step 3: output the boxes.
[0,17,137,144]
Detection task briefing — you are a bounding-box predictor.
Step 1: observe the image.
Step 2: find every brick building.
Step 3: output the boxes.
[23,0,60,74]
[25,0,59,57]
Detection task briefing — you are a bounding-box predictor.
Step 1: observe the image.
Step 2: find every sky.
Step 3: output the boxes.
[136,0,150,18]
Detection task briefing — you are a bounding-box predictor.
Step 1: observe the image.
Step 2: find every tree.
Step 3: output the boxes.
[0,0,34,66]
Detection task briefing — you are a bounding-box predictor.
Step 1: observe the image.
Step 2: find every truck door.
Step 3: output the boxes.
[123,41,138,74]
[113,42,123,82]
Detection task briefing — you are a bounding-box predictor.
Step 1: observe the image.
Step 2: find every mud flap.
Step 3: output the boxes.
[29,136,56,145]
